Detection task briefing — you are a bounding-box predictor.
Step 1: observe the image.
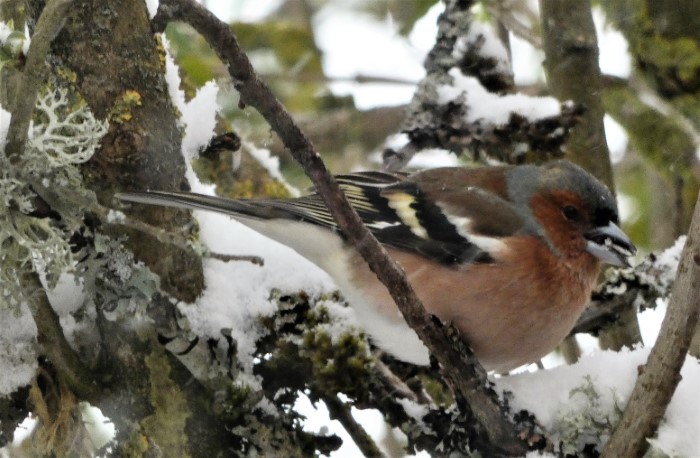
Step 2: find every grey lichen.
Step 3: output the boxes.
[1,87,107,307]
[551,376,622,455]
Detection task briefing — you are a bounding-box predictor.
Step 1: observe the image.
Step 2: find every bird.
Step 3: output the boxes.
[116,160,636,372]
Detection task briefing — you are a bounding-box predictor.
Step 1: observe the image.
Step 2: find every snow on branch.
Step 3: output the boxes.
[387,0,582,170]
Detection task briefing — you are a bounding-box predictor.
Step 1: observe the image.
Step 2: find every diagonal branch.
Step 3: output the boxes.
[152,1,527,455]
[20,270,97,399]
[323,394,386,458]
[601,192,700,458]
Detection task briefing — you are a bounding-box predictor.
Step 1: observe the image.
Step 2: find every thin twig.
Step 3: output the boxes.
[20,270,97,399]
[4,0,73,163]
[207,252,264,265]
[153,1,526,454]
[259,72,418,86]
[601,192,700,458]
[108,206,264,266]
[323,394,386,458]
[487,1,543,48]
[373,357,426,404]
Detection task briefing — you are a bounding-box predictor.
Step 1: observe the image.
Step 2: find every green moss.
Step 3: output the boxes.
[142,351,191,457]
[300,305,374,398]
[603,0,700,92]
[119,428,151,457]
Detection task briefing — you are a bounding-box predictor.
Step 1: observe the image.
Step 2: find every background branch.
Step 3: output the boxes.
[540,0,642,354]
[601,192,700,457]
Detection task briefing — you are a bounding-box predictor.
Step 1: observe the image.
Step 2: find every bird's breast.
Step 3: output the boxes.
[339,237,600,371]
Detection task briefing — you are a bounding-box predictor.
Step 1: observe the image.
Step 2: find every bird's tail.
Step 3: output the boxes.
[115,191,291,220]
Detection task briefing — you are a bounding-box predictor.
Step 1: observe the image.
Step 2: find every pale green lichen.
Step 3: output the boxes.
[0,87,108,307]
[77,232,160,314]
[27,87,107,176]
[551,375,622,455]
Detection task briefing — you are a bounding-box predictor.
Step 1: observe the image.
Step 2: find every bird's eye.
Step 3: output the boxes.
[563,205,581,222]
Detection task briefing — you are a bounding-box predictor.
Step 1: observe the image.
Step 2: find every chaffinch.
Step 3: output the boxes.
[116,160,636,372]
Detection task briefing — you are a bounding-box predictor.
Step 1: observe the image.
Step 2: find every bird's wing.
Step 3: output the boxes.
[116,168,525,266]
[261,169,525,265]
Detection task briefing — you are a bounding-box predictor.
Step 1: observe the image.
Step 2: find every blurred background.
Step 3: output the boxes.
[166,0,699,256]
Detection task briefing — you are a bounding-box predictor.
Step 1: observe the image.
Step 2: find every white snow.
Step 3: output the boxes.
[438,68,561,124]
[654,235,685,280]
[0,303,37,395]
[206,0,283,23]
[405,148,461,168]
[455,21,511,76]
[638,235,686,297]
[144,0,159,19]
[593,8,631,78]
[0,103,10,150]
[313,4,426,109]
[179,211,336,375]
[497,347,700,457]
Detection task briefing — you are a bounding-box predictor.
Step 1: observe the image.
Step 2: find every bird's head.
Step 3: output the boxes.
[510,160,636,267]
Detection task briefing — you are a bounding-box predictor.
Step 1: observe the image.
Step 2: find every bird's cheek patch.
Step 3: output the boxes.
[386,192,429,239]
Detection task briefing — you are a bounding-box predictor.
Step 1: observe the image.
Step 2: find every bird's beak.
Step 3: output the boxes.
[584,221,637,267]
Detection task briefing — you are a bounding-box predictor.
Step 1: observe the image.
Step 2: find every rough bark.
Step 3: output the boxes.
[601,193,700,457]
[42,0,204,302]
[539,0,615,188]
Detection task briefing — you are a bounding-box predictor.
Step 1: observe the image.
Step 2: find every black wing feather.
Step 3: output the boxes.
[258,171,492,265]
[117,171,495,266]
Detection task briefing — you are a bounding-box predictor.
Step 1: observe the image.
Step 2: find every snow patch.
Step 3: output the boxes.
[498,347,700,456]
[438,68,560,125]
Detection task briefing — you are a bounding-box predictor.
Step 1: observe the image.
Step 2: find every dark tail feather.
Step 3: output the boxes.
[115,191,287,220]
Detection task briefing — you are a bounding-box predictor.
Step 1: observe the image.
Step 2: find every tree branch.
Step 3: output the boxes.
[323,394,386,458]
[20,270,97,399]
[391,0,579,171]
[540,0,643,353]
[571,244,680,337]
[4,0,73,163]
[601,192,700,458]
[1,0,96,400]
[152,1,526,455]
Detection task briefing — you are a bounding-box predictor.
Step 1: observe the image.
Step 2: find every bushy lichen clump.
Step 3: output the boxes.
[0,88,107,306]
[552,376,622,455]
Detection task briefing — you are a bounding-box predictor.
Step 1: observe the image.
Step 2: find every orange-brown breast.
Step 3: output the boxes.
[347,236,601,372]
